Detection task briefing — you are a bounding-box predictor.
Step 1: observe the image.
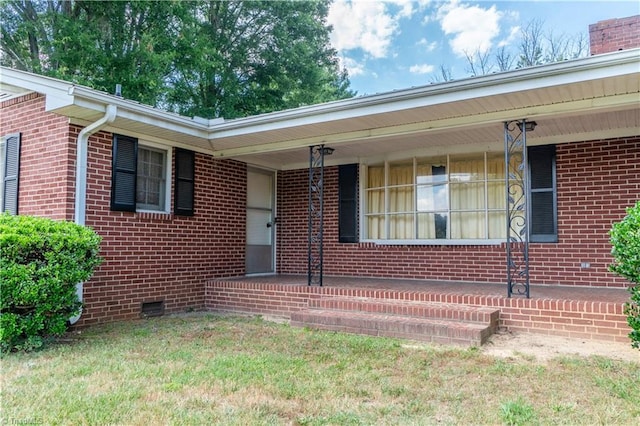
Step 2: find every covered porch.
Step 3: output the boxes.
[204,50,638,347]
[205,275,631,345]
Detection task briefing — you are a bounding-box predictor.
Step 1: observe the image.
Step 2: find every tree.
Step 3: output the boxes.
[0,0,353,119]
[429,64,453,83]
[494,46,515,72]
[427,17,588,83]
[517,18,545,68]
[544,30,588,63]
[464,49,493,77]
[1,0,179,106]
[166,0,352,119]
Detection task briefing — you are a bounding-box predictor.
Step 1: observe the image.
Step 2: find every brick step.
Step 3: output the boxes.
[291,308,494,346]
[308,297,499,325]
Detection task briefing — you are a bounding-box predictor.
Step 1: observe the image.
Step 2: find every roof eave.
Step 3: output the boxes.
[1,67,211,143]
[206,48,640,138]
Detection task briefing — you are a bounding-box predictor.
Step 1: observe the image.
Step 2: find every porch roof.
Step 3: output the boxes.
[1,48,639,170]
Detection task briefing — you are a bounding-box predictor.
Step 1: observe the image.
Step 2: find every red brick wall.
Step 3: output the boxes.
[540,137,639,286]
[0,94,75,220]
[1,94,249,325]
[589,15,640,55]
[277,137,639,288]
[79,127,247,324]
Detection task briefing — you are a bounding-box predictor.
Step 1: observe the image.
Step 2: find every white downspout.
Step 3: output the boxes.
[69,104,117,325]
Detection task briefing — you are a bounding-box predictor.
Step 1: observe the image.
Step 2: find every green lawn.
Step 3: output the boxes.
[2,314,639,425]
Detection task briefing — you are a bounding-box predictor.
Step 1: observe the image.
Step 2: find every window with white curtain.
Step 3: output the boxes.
[364,152,508,242]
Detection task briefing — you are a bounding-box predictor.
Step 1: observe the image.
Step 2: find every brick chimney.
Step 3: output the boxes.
[589,15,640,55]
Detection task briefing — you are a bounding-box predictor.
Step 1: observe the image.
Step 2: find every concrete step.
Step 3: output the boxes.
[291,298,499,347]
[308,297,499,325]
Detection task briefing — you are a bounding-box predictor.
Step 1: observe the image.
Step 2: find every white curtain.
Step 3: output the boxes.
[367,153,510,240]
[487,154,507,238]
[388,163,413,239]
[450,156,484,238]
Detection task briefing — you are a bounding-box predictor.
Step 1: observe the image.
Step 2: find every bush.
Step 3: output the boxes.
[609,201,640,349]
[0,214,102,352]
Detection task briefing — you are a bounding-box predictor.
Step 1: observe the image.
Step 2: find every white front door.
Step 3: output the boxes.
[246,168,275,275]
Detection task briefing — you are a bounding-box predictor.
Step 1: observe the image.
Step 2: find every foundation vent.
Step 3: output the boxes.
[140,300,165,318]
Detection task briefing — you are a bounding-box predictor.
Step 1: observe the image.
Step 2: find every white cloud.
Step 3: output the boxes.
[340,56,366,77]
[417,38,438,52]
[498,26,520,48]
[328,0,431,59]
[387,0,417,18]
[409,63,435,74]
[436,0,502,57]
[328,0,398,58]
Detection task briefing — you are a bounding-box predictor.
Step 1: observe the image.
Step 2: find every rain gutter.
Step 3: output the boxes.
[69,104,117,325]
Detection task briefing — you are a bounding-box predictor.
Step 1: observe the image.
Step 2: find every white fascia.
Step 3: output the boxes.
[205,48,640,139]
[0,67,76,110]
[1,67,211,142]
[67,86,210,140]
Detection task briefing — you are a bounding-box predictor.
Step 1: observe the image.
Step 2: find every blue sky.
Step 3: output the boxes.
[327,0,640,95]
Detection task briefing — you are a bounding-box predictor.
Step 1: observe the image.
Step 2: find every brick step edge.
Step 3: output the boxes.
[308,297,499,325]
[291,309,494,346]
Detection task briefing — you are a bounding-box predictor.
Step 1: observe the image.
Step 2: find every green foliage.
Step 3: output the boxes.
[609,201,640,349]
[168,0,353,119]
[500,397,537,426]
[0,0,354,119]
[0,214,102,352]
[626,286,640,349]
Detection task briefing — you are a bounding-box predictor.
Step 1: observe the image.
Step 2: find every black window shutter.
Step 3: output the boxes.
[174,148,195,216]
[2,133,21,214]
[111,134,138,212]
[529,145,557,243]
[338,164,358,243]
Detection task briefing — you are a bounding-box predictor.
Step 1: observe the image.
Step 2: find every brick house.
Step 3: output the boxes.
[1,16,638,343]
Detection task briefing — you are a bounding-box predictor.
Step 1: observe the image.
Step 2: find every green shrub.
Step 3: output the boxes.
[609,201,640,349]
[0,214,102,352]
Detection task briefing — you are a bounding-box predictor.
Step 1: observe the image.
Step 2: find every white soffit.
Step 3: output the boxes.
[0,82,31,102]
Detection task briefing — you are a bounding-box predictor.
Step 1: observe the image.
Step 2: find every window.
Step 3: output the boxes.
[136,146,167,211]
[111,134,172,213]
[364,147,557,243]
[1,133,21,215]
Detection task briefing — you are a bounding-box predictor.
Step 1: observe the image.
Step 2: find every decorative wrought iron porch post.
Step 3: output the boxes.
[308,145,332,286]
[504,120,532,298]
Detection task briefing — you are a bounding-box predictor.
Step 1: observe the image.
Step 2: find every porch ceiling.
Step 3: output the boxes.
[214,78,640,170]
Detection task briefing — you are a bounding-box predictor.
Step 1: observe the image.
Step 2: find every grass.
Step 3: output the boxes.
[2,314,639,425]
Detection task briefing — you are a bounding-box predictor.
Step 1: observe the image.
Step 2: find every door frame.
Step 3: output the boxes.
[245,166,277,276]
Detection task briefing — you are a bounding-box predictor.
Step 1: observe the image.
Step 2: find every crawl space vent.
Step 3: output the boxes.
[141,300,165,318]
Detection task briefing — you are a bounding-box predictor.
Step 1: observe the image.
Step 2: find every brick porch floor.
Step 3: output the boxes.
[205,275,633,344]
